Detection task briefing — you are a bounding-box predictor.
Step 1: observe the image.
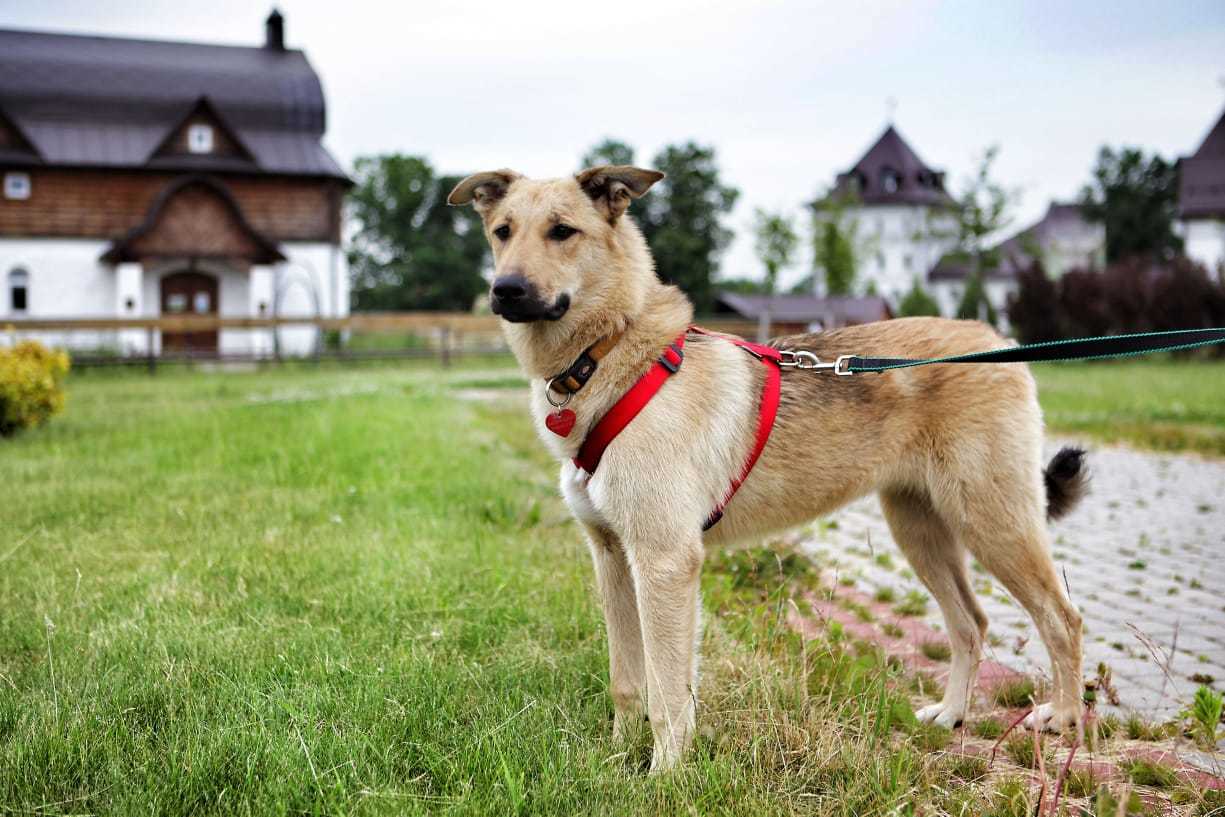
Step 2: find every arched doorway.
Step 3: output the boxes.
[160,271,219,353]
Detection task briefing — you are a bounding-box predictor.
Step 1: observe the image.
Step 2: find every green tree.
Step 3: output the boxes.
[581,138,635,169]
[714,277,769,294]
[811,193,860,296]
[1079,146,1182,263]
[637,142,740,312]
[752,208,798,295]
[948,146,1015,326]
[347,155,489,311]
[898,277,941,317]
[956,271,997,324]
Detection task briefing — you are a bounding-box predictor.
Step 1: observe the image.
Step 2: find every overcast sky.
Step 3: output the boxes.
[4,0,1224,288]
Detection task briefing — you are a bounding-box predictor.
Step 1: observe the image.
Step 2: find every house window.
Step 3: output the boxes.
[187,124,215,154]
[9,268,29,313]
[4,172,31,200]
[881,168,900,194]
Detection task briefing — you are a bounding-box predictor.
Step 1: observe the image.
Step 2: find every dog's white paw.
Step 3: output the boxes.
[915,701,965,729]
[1021,702,1082,734]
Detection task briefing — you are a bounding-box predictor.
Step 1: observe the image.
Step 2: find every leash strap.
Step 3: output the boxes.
[845,327,1225,373]
[573,333,686,474]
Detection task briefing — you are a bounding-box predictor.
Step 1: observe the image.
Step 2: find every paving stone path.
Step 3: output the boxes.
[796,438,1225,724]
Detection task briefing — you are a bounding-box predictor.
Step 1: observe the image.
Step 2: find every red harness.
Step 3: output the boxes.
[573,327,782,530]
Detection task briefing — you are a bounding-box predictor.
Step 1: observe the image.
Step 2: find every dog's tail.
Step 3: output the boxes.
[1044,446,1089,521]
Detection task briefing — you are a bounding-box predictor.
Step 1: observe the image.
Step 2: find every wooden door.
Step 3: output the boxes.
[160,271,219,353]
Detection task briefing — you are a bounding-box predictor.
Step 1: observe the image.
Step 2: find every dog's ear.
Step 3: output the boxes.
[447,169,522,215]
[575,165,665,223]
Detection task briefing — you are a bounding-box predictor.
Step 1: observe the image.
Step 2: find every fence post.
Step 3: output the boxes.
[146,326,157,375]
[439,326,452,368]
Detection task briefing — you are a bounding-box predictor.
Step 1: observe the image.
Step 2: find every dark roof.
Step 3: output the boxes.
[822,125,955,208]
[1179,106,1225,219]
[0,25,347,179]
[714,292,893,325]
[928,202,1096,281]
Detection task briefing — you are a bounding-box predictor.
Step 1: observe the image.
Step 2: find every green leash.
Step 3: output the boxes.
[839,327,1225,374]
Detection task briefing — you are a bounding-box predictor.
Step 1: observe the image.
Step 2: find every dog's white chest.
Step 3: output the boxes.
[559,463,606,528]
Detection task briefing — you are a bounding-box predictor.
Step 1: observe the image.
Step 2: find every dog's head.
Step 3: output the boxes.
[448,166,664,324]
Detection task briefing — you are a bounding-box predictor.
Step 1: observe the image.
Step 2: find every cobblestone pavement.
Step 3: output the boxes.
[797,438,1225,723]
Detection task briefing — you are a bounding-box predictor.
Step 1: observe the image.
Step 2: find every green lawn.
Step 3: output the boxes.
[1,361,1220,814]
[1033,359,1225,456]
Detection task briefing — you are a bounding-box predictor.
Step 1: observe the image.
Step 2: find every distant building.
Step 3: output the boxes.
[928,203,1105,319]
[0,11,350,355]
[1178,105,1225,273]
[713,291,893,335]
[812,125,958,304]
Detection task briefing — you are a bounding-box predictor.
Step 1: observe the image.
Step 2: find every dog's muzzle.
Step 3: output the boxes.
[490,275,570,323]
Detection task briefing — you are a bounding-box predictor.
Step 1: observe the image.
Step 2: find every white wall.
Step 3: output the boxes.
[0,238,349,357]
[1183,219,1225,274]
[0,237,115,349]
[818,204,958,304]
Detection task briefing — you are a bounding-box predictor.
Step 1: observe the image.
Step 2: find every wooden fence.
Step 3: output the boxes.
[2,313,774,371]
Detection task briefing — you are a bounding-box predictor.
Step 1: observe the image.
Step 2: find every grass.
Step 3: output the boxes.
[1120,758,1180,789]
[2,363,1043,815]
[992,678,1038,708]
[1032,359,1225,456]
[892,590,929,617]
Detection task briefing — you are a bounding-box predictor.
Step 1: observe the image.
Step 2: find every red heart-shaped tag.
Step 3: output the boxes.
[545,408,576,437]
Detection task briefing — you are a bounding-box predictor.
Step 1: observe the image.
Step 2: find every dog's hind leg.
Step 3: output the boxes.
[946,494,1084,736]
[586,525,647,742]
[880,486,988,729]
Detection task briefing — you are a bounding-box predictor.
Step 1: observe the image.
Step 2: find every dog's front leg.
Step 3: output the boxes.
[628,535,703,773]
[585,525,647,741]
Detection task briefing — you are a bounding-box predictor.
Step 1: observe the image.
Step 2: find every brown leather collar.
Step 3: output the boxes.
[547,331,624,396]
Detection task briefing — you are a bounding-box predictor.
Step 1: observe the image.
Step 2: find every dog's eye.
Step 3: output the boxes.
[548,224,578,241]
[493,224,511,241]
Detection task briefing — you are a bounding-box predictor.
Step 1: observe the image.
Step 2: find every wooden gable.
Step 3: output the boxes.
[150,98,253,162]
[103,175,284,264]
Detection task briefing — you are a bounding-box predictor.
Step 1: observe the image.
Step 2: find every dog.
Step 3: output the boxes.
[448,165,1089,772]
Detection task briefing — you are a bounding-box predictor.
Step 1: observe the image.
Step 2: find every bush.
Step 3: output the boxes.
[1008,255,1225,348]
[0,340,70,437]
[898,277,941,317]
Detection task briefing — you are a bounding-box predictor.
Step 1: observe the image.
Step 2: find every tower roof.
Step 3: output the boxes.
[827,125,955,208]
[1179,105,1225,219]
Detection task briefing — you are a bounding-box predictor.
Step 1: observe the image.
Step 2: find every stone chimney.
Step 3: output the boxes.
[265,9,285,50]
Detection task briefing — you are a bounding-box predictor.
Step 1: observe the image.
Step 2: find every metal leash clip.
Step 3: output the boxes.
[778,350,856,375]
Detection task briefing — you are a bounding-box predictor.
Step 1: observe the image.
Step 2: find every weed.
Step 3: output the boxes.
[893,590,929,617]
[873,586,896,603]
[1064,767,1099,798]
[1185,685,1223,749]
[993,678,1037,708]
[919,640,951,662]
[1121,758,1179,789]
[945,754,988,781]
[972,718,1004,739]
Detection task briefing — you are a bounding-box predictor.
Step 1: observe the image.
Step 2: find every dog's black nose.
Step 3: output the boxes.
[492,275,529,301]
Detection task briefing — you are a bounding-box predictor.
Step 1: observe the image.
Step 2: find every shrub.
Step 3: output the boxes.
[1008,254,1225,349]
[0,340,70,436]
[898,277,941,317]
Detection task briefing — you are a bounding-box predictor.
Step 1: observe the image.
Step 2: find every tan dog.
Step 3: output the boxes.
[449,166,1088,772]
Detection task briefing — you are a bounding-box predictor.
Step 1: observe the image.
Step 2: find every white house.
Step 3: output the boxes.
[1178,105,1225,274]
[0,11,350,357]
[812,125,959,304]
